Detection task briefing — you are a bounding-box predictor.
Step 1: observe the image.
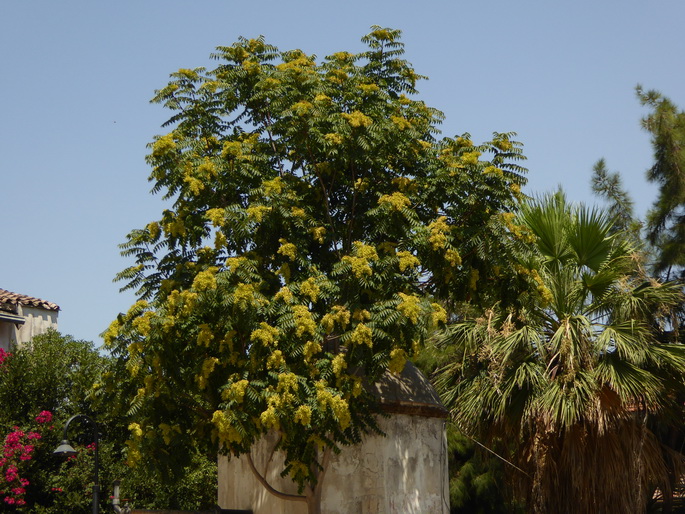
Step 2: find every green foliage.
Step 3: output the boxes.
[106,26,527,499]
[637,85,685,278]
[0,330,103,427]
[445,426,518,514]
[591,158,641,238]
[0,331,216,512]
[435,192,685,513]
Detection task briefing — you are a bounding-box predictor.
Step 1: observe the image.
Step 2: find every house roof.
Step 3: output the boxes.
[0,288,60,312]
[371,361,449,419]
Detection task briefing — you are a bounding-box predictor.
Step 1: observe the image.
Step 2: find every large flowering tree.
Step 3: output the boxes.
[106,27,526,512]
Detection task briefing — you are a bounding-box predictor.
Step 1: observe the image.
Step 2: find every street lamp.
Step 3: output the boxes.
[53,414,100,514]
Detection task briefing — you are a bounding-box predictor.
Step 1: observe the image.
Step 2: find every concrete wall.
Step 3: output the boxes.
[218,414,449,514]
[0,305,58,350]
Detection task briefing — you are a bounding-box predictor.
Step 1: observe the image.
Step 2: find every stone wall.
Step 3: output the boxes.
[218,413,449,514]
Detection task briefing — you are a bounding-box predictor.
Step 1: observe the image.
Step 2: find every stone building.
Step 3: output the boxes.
[0,288,59,350]
[218,362,449,513]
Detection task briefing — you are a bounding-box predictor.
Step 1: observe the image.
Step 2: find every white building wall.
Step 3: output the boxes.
[0,305,58,350]
[218,414,449,514]
[15,305,58,344]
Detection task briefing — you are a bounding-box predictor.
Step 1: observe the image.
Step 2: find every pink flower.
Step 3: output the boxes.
[35,410,53,424]
[0,348,10,366]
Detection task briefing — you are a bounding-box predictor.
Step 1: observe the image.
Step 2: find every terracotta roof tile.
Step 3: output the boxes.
[0,288,60,311]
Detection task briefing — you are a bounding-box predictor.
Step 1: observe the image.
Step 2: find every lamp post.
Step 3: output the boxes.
[53,414,100,514]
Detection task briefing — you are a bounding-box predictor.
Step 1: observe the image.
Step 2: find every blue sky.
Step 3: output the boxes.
[2,0,684,345]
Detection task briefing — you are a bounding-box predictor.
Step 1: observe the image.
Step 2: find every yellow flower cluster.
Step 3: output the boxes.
[184,173,205,196]
[291,207,306,218]
[445,249,462,266]
[260,77,281,90]
[212,410,242,444]
[151,134,176,158]
[277,372,299,394]
[315,381,351,429]
[342,255,372,278]
[391,116,412,130]
[397,251,420,272]
[428,216,450,250]
[147,221,161,239]
[274,286,294,303]
[233,283,257,309]
[299,277,320,302]
[222,141,243,158]
[351,323,373,347]
[197,324,214,347]
[251,322,280,346]
[328,69,348,84]
[246,205,271,223]
[128,422,143,438]
[494,138,513,151]
[354,178,369,191]
[132,310,156,337]
[331,353,347,377]
[303,340,322,362]
[192,267,218,291]
[260,406,280,430]
[294,405,312,426]
[164,218,186,238]
[206,208,225,226]
[310,226,326,244]
[223,379,249,403]
[321,305,350,334]
[397,293,421,324]
[314,94,331,103]
[483,166,504,177]
[388,348,407,374]
[460,151,481,166]
[324,133,344,145]
[198,158,217,178]
[357,83,380,93]
[354,241,378,260]
[378,192,411,211]
[500,212,535,243]
[225,256,247,272]
[159,423,181,445]
[530,269,553,306]
[267,350,285,369]
[196,357,219,390]
[215,231,227,249]
[127,342,142,359]
[177,68,199,80]
[292,101,313,116]
[431,303,447,326]
[262,177,283,196]
[278,239,297,261]
[352,309,371,322]
[276,55,315,71]
[166,290,198,316]
[391,176,414,192]
[342,111,372,128]
[292,305,317,337]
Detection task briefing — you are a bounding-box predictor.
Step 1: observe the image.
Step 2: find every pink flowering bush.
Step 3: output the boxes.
[0,348,10,368]
[0,411,52,508]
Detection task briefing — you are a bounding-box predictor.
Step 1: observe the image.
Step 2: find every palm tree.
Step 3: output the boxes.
[435,192,685,513]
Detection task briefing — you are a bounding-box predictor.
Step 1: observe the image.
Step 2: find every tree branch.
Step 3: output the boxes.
[246,452,307,503]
